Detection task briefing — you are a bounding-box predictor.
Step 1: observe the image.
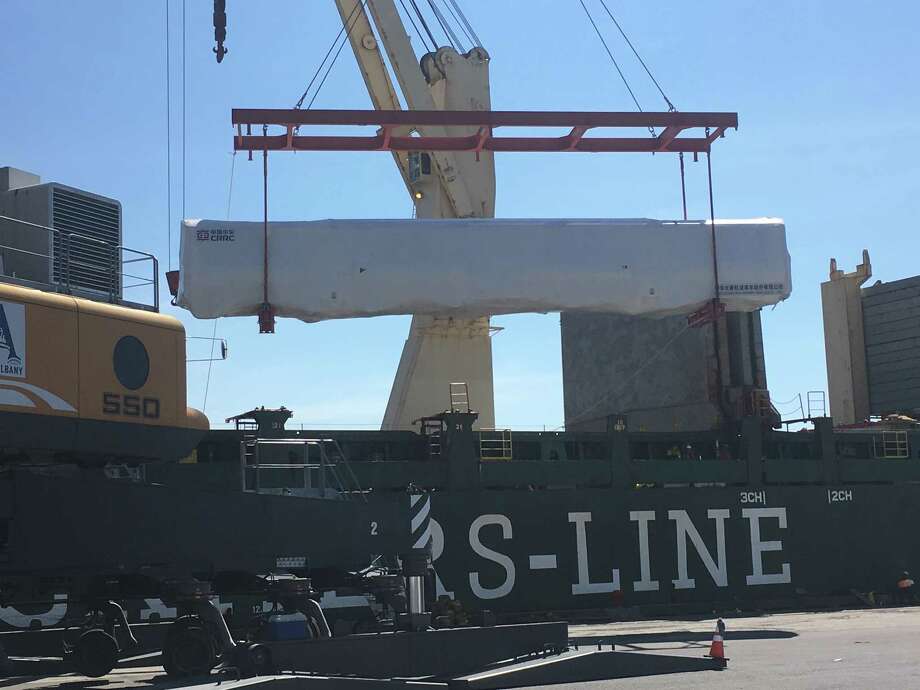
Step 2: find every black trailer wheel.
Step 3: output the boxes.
[245,643,272,676]
[73,629,118,678]
[162,625,215,677]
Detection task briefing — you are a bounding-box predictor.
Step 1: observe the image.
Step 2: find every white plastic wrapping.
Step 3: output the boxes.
[177,218,790,322]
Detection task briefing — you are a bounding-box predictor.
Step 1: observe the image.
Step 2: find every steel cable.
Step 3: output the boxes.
[407,0,439,51]
[305,6,366,111]
[165,0,172,271]
[440,0,474,49]
[426,0,463,51]
[181,0,186,247]
[577,0,647,126]
[598,0,676,111]
[294,0,364,110]
[202,150,236,411]
[446,0,482,47]
[398,0,434,53]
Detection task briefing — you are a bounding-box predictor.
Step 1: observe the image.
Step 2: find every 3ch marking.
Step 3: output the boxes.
[740,491,766,505]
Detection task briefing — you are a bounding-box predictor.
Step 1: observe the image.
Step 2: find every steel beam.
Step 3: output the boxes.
[232,109,738,129]
[232,109,736,155]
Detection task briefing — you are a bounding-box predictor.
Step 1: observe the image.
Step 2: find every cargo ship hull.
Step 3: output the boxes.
[1,477,915,631]
[404,484,915,613]
[2,410,917,633]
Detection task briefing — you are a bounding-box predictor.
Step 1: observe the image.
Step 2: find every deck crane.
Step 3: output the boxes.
[189,4,768,437]
[332,0,498,431]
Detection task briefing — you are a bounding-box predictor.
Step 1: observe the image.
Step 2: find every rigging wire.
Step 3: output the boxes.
[706,139,720,301]
[294,0,363,110]
[446,0,482,47]
[597,0,675,111]
[202,315,220,410]
[425,0,462,51]
[305,2,367,111]
[203,150,236,411]
[165,0,172,272]
[679,152,688,220]
[581,1,685,212]
[439,0,474,49]
[407,0,439,50]
[181,0,186,256]
[576,0,645,119]
[705,135,728,417]
[397,0,432,52]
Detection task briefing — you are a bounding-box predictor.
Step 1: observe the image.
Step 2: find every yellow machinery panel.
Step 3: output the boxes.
[0,282,206,460]
[0,285,80,416]
[1,285,80,417]
[77,302,184,428]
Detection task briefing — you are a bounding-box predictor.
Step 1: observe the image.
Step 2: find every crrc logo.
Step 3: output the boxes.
[196,228,235,242]
[0,301,25,378]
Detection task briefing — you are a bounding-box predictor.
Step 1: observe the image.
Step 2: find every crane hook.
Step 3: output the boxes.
[213,0,228,63]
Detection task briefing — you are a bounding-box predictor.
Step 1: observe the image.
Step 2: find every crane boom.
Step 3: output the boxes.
[364,0,477,218]
[333,0,496,429]
[333,0,413,195]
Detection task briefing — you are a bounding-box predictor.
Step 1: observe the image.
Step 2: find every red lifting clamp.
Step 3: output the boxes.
[258,303,276,334]
[687,299,725,328]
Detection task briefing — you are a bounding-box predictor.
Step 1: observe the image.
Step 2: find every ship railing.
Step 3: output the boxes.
[874,430,909,459]
[479,428,513,460]
[0,214,159,311]
[240,438,366,501]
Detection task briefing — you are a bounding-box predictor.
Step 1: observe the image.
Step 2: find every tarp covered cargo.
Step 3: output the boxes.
[176,218,791,322]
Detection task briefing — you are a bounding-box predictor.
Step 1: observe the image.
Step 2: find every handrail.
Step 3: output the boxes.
[241,437,366,501]
[0,214,158,310]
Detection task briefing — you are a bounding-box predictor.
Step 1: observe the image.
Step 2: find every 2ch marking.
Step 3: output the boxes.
[827,489,853,503]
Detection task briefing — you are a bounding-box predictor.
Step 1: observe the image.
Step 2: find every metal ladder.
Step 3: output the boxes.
[420,418,443,458]
[240,422,259,490]
[449,382,471,413]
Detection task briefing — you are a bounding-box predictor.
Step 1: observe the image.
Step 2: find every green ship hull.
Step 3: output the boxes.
[1,412,917,632]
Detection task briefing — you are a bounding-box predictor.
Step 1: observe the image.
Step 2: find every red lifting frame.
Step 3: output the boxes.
[230,108,738,334]
[232,109,737,155]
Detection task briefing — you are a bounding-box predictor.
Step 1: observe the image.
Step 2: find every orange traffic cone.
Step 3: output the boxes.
[705,618,728,667]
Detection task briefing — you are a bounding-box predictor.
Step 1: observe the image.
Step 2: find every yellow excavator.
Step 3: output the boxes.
[0,281,207,465]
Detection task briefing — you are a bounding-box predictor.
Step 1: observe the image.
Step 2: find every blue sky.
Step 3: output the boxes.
[2,1,918,429]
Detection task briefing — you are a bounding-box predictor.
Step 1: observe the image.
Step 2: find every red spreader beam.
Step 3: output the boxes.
[232,109,738,155]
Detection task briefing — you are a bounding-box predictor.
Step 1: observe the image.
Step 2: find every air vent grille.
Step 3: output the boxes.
[51,187,121,296]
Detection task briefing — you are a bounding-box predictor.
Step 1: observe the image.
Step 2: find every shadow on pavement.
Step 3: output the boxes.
[574,628,797,646]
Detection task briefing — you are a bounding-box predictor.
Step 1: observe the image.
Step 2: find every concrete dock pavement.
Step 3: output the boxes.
[550,606,920,689]
[3,607,920,689]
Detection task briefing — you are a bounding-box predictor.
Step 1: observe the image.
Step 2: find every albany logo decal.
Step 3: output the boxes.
[0,301,25,378]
